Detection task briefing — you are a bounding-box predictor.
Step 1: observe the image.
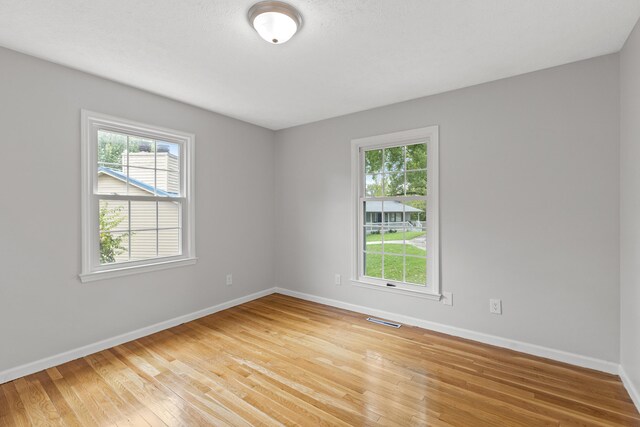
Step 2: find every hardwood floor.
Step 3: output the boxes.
[1,294,638,426]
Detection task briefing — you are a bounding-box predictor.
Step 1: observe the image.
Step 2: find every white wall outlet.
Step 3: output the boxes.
[442,291,453,306]
[335,274,341,285]
[226,274,233,286]
[490,299,502,314]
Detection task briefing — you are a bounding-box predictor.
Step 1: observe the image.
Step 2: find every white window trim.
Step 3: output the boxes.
[350,125,440,300]
[80,110,196,283]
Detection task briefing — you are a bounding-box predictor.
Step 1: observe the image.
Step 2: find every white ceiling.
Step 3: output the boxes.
[1,1,639,130]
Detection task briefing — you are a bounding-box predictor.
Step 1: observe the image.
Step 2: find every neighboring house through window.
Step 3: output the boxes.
[351,126,440,298]
[80,111,196,282]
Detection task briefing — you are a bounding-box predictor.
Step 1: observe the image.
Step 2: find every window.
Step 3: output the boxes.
[80,111,196,282]
[351,126,439,298]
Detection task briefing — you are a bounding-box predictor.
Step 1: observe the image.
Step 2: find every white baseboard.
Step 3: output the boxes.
[3,285,635,413]
[619,365,640,411]
[274,287,620,375]
[0,287,277,384]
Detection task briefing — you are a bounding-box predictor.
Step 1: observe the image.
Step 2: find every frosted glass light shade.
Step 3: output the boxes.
[253,11,297,44]
[248,2,302,45]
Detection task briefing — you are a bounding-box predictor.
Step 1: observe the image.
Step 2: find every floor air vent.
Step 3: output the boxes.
[366,317,402,328]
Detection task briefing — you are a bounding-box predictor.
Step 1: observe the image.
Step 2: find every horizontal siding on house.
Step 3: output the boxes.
[123,151,180,194]
[97,174,151,196]
[98,175,180,263]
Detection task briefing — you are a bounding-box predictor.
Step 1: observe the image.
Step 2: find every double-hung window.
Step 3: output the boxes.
[80,111,196,282]
[351,126,440,298]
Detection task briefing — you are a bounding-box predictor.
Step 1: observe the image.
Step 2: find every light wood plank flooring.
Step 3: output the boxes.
[1,294,638,426]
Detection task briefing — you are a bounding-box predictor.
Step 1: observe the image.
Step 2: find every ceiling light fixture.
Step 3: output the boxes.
[248,1,302,45]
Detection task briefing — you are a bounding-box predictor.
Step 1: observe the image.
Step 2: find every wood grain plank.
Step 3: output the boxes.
[1,294,638,426]
[1,382,30,427]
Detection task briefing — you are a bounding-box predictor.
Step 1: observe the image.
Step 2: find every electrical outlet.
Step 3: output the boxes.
[335,274,341,285]
[442,291,453,306]
[226,274,233,286]
[490,299,502,314]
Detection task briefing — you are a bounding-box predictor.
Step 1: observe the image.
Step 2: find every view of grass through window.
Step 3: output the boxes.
[362,142,427,285]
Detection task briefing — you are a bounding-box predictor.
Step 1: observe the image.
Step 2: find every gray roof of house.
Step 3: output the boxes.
[98,167,177,197]
[365,201,422,213]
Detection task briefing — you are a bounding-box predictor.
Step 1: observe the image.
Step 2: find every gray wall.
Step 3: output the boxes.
[0,42,626,373]
[0,47,276,372]
[275,54,621,362]
[621,18,640,396]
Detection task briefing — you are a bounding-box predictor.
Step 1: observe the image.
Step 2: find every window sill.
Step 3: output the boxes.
[351,279,442,301]
[79,257,197,283]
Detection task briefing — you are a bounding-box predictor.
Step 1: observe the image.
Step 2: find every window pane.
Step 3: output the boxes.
[100,231,129,264]
[365,149,382,174]
[365,174,383,197]
[384,146,404,172]
[364,226,382,252]
[130,201,157,230]
[97,162,124,173]
[127,166,156,195]
[127,137,154,155]
[405,200,426,224]
[382,207,402,253]
[154,170,180,196]
[97,166,161,196]
[382,236,404,254]
[383,228,427,258]
[130,230,158,260]
[155,169,168,194]
[364,201,383,252]
[97,168,128,195]
[384,173,404,196]
[382,226,405,255]
[382,200,406,226]
[146,169,180,197]
[156,141,180,172]
[97,134,182,197]
[158,201,180,229]
[406,143,427,170]
[405,256,427,286]
[364,201,383,225]
[403,227,427,257]
[99,200,128,232]
[158,229,181,257]
[364,252,382,279]
[98,130,126,168]
[383,254,404,281]
[406,170,427,196]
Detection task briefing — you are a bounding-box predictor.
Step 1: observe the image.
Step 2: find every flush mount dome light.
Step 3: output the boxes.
[248,1,302,44]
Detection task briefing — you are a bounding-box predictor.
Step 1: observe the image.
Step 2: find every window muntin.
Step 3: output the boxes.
[361,143,428,287]
[97,131,182,265]
[96,131,181,198]
[353,126,439,296]
[81,111,195,282]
